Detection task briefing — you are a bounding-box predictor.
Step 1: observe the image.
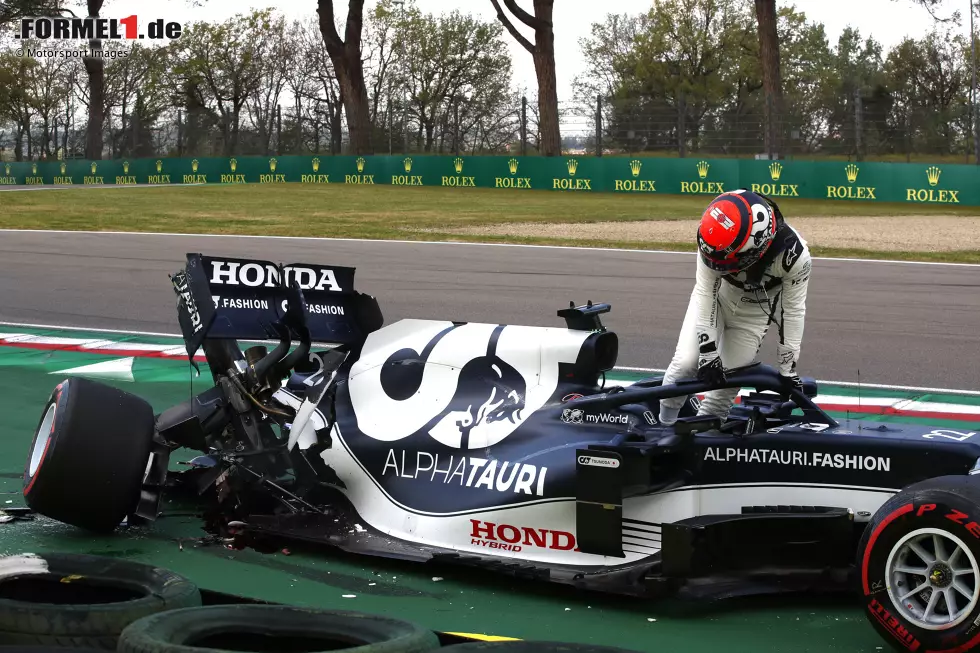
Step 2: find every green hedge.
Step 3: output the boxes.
[1,154,974,205]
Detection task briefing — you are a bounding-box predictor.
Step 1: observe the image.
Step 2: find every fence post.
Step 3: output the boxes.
[276,105,282,155]
[520,95,527,156]
[678,92,687,158]
[854,88,863,161]
[595,94,602,157]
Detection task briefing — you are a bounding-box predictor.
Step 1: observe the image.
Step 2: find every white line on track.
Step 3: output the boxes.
[2,320,978,396]
[0,229,977,268]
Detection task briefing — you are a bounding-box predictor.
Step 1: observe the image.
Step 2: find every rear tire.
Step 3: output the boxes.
[858,475,980,652]
[22,377,156,532]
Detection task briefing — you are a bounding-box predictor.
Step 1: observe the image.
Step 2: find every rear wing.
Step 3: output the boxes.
[170,253,383,358]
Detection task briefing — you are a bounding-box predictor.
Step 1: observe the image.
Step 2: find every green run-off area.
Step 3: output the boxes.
[0,154,973,206]
[2,326,979,651]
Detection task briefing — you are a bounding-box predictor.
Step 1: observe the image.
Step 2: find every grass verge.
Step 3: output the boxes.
[2,183,979,263]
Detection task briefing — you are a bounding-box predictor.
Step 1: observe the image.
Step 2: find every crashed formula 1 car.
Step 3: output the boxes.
[21,253,980,652]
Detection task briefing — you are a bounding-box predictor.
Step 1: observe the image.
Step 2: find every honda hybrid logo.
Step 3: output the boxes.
[209,260,341,291]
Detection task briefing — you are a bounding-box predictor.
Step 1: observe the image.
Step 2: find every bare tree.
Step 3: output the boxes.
[489,0,560,155]
[317,0,373,154]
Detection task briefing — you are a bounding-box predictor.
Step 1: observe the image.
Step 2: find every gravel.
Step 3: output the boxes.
[429,215,980,252]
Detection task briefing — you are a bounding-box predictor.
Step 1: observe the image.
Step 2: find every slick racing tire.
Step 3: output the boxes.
[441,642,644,652]
[858,475,980,652]
[0,552,201,649]
[117,605,441,653]
[23,377,156,532]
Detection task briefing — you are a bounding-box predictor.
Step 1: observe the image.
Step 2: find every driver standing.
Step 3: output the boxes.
[657,189,812,426]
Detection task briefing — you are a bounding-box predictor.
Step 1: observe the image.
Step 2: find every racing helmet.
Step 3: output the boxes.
[696,189,777,273]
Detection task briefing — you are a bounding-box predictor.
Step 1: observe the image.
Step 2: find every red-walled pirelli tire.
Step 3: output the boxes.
[22,377,155,533]
[858,475,980,653]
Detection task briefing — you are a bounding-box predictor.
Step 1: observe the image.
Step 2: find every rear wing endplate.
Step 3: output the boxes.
[171,253,382,359]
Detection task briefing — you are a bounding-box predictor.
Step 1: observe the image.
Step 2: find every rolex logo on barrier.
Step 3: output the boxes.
[260,157,285,184]
[149,159,169,185]
[615,159,656,193]
[347,156,374,185]
[116,160,136,185]
[682,160,722,194]
[25,160,42,185]
[828,163,875,200]
[553,158,590,191]
[84,160,103,186]
[496,157,530,189]
[751,160,798,197]
[391,156,420,187]
[222,157,244,184]
[442,156,475,188]
[907,165,958,204]
[4,163,10,176]
[54,159,73,185]
[303,157,329,184]
[184,159,206,184]
[0,161,11,185]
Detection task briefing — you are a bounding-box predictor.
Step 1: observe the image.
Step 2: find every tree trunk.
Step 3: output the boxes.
[532,2,560,156]
[317,1,373,155]
[754,0,782,158]
[334,61,373,155]
[83,0,105,159]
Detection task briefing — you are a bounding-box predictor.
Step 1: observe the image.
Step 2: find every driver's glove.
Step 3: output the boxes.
[697,355,726,385]
[780,373,803,390]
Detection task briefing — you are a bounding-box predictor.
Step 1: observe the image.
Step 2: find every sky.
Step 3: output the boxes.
[99,0,975,103]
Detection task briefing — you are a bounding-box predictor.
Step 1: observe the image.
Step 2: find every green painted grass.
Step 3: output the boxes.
[3,184,980,263]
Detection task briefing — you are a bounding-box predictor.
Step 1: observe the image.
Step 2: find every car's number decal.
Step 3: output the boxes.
[922,429,976,441]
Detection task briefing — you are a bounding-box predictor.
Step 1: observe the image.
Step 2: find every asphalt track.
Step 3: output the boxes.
[0,229,977,388]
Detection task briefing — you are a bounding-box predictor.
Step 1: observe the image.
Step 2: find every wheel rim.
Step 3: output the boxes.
[886,527,980,630]
[28,404,56,478]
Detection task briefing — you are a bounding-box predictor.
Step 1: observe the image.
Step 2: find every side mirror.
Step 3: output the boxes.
[673,415,721,436]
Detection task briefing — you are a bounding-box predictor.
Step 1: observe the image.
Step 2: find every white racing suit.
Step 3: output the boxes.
[658,221,812,422]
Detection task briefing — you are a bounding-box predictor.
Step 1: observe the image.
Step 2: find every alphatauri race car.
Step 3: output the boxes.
[21,253,980,652]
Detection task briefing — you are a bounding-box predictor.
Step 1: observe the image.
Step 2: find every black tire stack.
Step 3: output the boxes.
[0,553,645,653]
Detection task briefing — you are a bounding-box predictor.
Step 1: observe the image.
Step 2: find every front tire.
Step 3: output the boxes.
[858,476,980,652]
[23,377,156,532]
